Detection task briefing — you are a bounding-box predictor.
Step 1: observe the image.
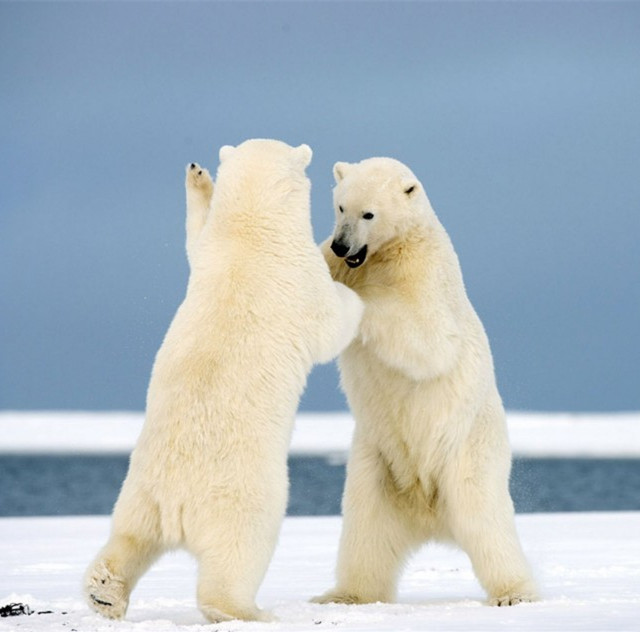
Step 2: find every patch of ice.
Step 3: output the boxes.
[1,411,639,457]
[1,513,639,631]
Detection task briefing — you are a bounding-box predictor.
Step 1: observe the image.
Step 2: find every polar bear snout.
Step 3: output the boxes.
[330,239,350,258]
[331,237,368,268]
[344,244,368,268]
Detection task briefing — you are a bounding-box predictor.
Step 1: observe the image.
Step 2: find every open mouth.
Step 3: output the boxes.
[345,245,368,268]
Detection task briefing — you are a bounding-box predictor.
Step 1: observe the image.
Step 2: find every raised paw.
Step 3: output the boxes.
[85,560,129,620]
[185,162,214,197]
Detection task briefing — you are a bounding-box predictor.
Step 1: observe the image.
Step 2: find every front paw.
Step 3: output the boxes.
[185,162,214,197]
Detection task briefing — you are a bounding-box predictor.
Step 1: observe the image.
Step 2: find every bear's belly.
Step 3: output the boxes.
[376,439,443,532]
[341,338,470,532]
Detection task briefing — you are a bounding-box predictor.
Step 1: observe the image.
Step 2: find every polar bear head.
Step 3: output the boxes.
[217,139,312,188]
[218,138,312,170]
[329,157,432,268]
[214,139,313,226]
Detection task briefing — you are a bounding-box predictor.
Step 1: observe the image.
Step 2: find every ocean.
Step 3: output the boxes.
[1,455,639,517]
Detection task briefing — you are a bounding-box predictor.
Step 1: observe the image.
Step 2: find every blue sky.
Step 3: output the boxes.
[1,2,638,412]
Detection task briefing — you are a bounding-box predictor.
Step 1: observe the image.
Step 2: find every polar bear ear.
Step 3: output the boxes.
[402,178,420,197]
[333,162,352,183]
[219,145,235,163]
[293,143,313,168]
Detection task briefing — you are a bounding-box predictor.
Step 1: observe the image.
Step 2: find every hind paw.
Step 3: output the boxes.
[85,560,129,620]
[199,602,272,623]
[489,591,538,607]
[311,589,373,605]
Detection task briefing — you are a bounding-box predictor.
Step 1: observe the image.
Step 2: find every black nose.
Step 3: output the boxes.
[331,239,350,258]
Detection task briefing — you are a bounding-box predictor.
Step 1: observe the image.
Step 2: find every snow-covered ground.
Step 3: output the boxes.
[1,412,639,630]
[1,512,639,632]
[1,410,640,457]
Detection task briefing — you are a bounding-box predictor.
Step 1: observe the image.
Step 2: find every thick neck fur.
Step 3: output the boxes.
[332,229,428,291]
[208,164,313,250]
[330,215,464,298]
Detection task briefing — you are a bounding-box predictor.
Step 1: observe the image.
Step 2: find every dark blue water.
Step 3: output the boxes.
[1,455,639,517]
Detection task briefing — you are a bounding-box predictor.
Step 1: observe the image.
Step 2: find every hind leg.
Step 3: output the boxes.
[313,437,421,604]
[449,489,538,605]
[84,486,163,619]
[186,471,287,622]
[196,552,275,623]
[445,436,538,606]
[85,533,162,619]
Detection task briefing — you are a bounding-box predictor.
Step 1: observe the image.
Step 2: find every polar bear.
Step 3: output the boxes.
[314,157,538,607]
[84,139,364,623]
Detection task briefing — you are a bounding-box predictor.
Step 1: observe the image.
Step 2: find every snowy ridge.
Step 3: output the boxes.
[1,410,639,457]
[1,512,639,631]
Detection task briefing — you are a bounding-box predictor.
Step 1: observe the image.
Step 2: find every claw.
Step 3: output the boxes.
[90,594,113,607]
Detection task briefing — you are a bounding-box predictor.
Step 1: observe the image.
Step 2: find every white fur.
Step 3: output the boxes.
[314,157,538,607]
[184,162,214,268]
[84,140,363,623]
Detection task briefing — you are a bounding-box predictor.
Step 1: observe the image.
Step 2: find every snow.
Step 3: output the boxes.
[1,512,639,631]
[1,411,639,629]
[1,410,640,457]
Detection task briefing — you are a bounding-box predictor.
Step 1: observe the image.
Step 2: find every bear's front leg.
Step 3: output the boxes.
[185,162,214,267]
[355,286,461,382]
[313,281,364,364]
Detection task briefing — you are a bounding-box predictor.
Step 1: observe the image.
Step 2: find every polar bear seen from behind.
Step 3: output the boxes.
[84,139,363,624]
[314,157,538,607]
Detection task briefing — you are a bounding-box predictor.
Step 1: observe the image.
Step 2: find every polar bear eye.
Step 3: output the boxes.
[339,205,344,213]
[362,212,374,220]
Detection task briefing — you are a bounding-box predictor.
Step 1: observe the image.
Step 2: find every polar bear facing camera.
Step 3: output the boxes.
[314,157,538,607]
[84,139,363,623]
